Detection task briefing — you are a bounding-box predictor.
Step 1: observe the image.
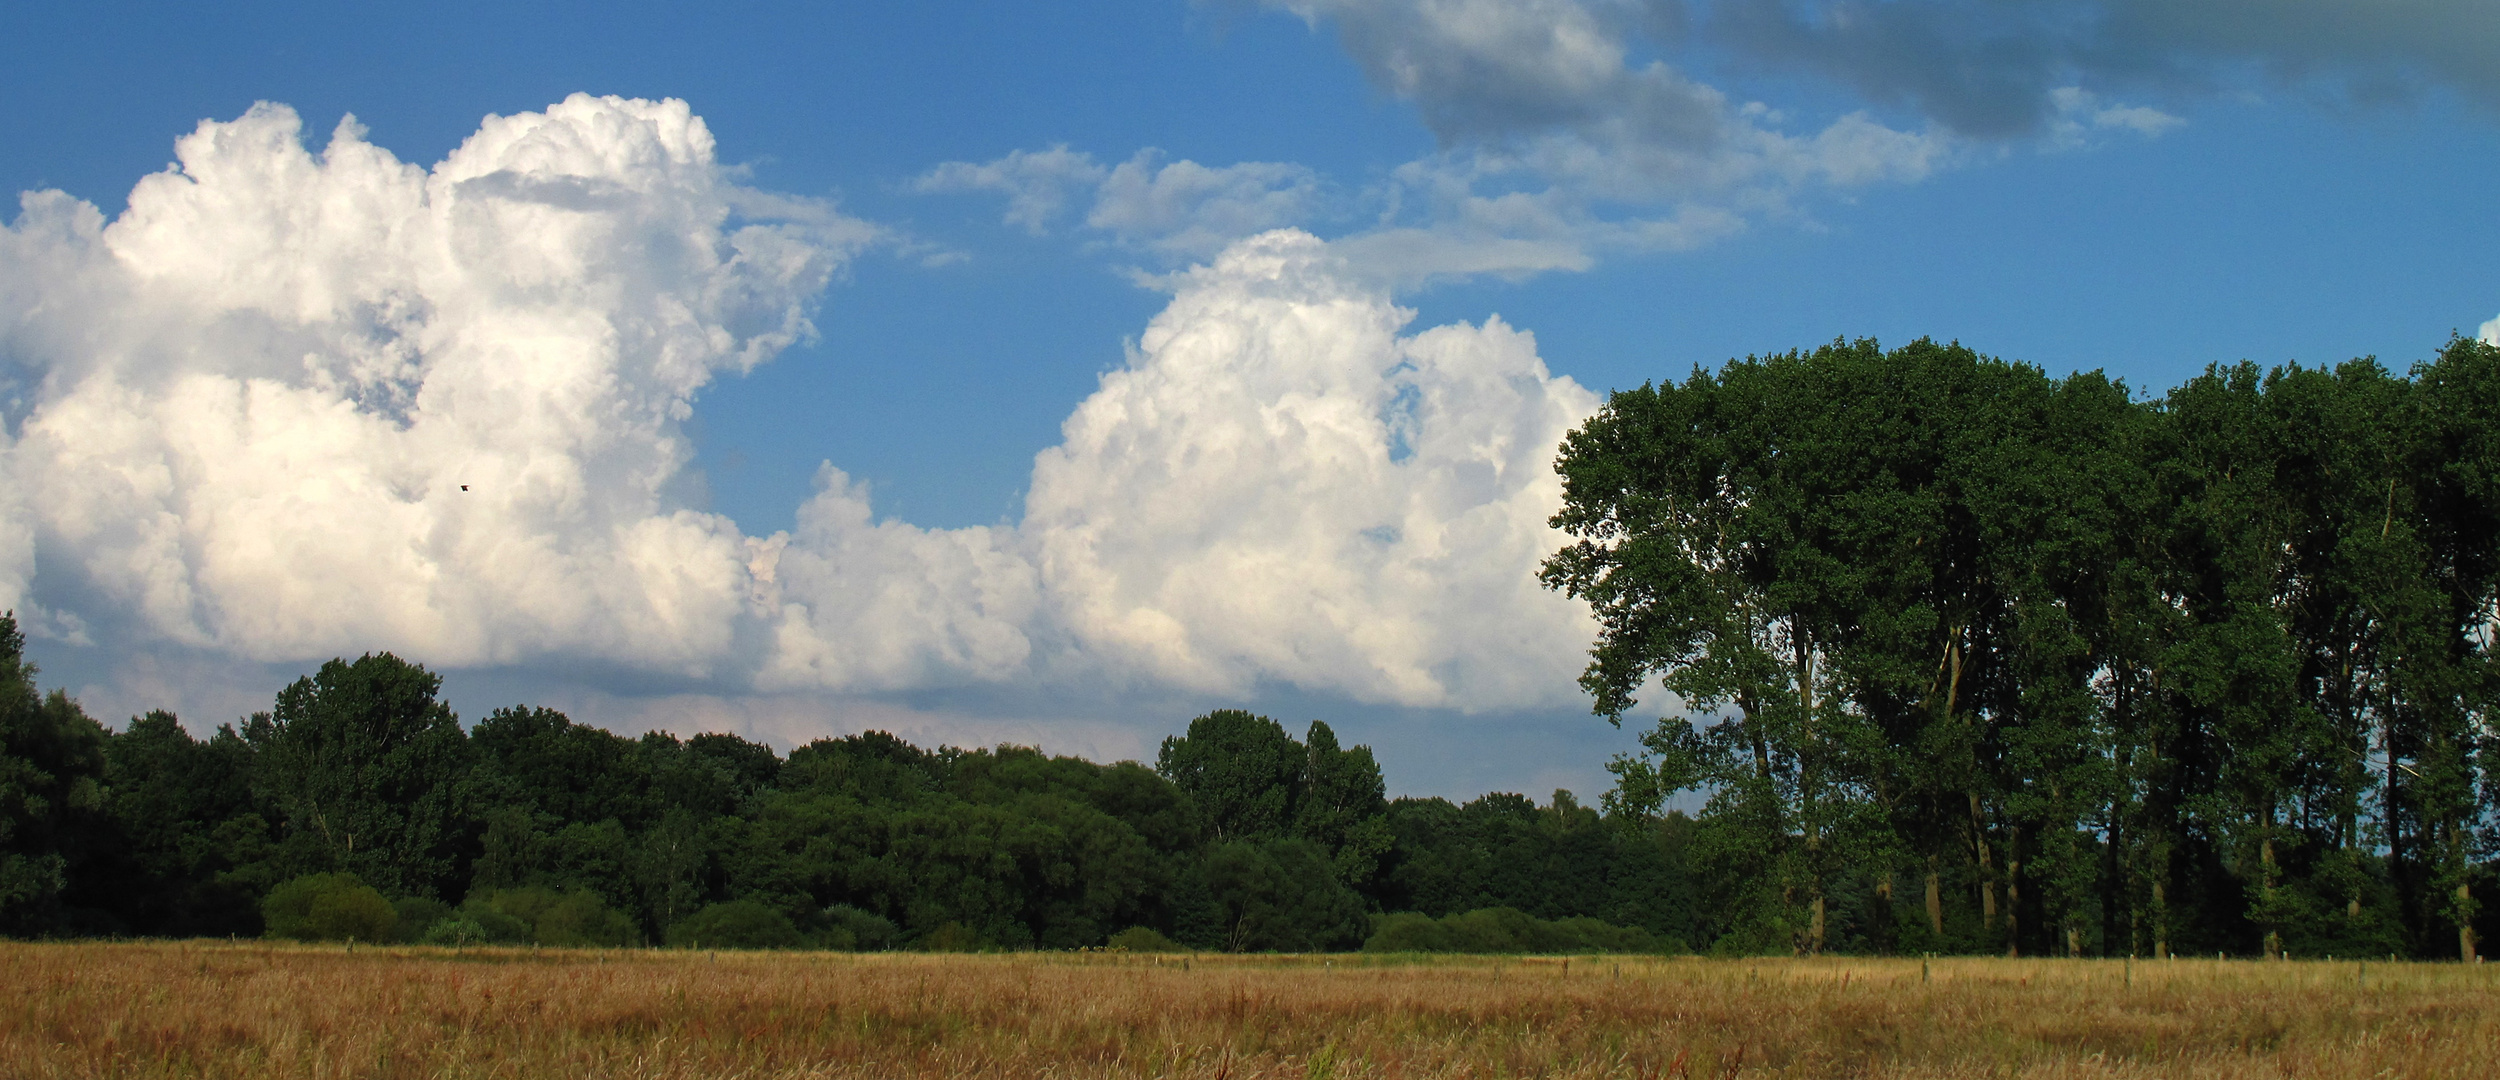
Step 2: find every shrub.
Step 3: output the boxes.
[466,886,637,947]
[914,921,986,952]
[261,873,396,942]
[1107,926,1183,952]
[421,916,491,946]
[667,900,804,949]
[823,904,900,951]
[452,894,533,943]
[1362,912,1454,953]
[391,897,453,943]
[533,891,638,947]
[1442,907,1543,951]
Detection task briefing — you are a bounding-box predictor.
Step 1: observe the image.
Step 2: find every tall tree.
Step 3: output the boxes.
[2405,338,2500,960]
[1552,339,1983,954]
[1157,710,1305,841]
[76,711,268,936]
[1294,721,1393,889]
[0,614,111,935]
[244,654,473,898]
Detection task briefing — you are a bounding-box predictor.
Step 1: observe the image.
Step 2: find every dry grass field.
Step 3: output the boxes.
[1,942,2494,1079]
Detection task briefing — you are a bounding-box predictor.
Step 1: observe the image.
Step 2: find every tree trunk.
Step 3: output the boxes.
[2103,794,2125,959]
[1810,895,1827,956]
[2152,875,2170,960]
[2462,880,2480,962]
[2457,823,2480,963]
[2004,826,2022,958]
[1972,793,1997,929]
[1926,861,1944,936]
[2386,732,2412,942]
[2262,822,2282,961]
[1798,631,1824,957]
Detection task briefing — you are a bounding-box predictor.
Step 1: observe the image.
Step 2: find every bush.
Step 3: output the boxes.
[465,886,638,947]
[823,904,900,951]
[261,873,396,942]
[421,916,490,945]
[391,897,453,943]
[1363,912,1454,952]
[667,900,804,949]
[1107,926,1183,952]
[451,895,533,943]
[534,891,638,947]
[914,921,987,952]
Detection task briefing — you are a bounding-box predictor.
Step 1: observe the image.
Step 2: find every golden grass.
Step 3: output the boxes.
[2,942,2494,1078]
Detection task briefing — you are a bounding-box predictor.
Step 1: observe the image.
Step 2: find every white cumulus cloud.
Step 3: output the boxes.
[1019,231,1599,706]
[758,230,1601,708]
[4,100,1604,714]
[0,94,869,672]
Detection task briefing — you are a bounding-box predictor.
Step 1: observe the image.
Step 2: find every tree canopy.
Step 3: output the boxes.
[0,654,1683,952]
[1545,336,2500,959]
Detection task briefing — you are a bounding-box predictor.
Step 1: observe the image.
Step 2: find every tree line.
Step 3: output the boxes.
[0,630,1690,951]
[1543,336,2500,960]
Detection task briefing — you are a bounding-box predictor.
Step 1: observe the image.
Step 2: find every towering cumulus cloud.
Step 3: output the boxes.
[765,231,1601,708]
[1,99,1599,712]
[0,95,866,670]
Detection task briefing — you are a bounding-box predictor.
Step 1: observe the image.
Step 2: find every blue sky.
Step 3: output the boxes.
[5,1,2498,800]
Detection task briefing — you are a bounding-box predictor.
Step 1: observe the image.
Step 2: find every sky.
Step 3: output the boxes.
[4,0,2498,801]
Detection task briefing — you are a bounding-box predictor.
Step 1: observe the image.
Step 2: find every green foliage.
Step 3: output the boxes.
[391,897,452,943]
[1107,925,1183,951]
[447,895,533,943]
[1363,907,1674,954]
[244,654,472,899]
[261,872,396,942]
[1376,791,1695,944]
[1156,712,1395,898]
[1158,711,1302,840]
[1547,337,2500,959]
[1193,838,1367,952]
[81,710,266,936]
[420,915,492,946]
[822,903,899,950]
[914,921,988,951]
[668,899,804,949]
[0,614,112,937]
[464,886,639,947]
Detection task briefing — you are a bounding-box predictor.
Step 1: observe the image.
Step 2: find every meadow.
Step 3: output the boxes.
[1,943,2494,1079]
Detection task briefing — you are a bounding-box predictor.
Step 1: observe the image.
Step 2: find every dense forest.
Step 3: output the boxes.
[2,336,2493,958]
[0,631,1692,952]
[1546,336,2500,961]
